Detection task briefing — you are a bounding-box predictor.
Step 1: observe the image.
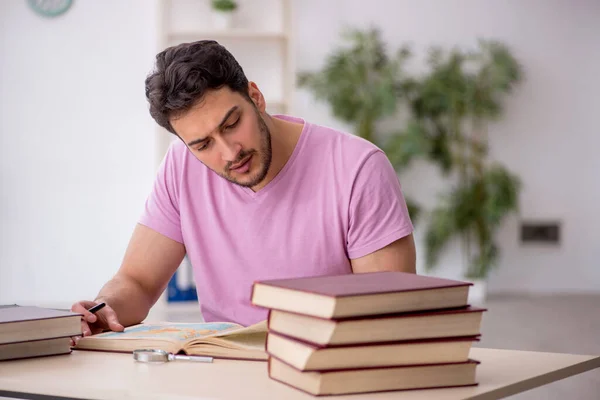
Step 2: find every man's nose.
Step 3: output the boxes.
[219,137,241,162]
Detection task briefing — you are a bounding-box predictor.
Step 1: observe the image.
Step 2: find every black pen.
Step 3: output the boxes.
[87,302,106,314]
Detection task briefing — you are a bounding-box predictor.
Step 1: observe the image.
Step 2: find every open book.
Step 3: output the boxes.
[73,320,268,361]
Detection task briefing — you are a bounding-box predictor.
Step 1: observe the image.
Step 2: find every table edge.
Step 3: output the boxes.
[466,355,600,400]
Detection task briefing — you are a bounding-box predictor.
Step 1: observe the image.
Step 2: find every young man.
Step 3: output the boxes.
[70,40,416,339]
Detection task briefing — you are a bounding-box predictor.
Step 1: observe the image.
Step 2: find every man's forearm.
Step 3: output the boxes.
[94,275,154,327]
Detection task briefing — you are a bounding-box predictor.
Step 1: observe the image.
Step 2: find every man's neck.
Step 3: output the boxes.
[250,115,303,192]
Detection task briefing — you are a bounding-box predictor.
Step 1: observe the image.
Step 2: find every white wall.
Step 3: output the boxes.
[292,0,600,294]
[0,1,161,306]
[1,0,598,308]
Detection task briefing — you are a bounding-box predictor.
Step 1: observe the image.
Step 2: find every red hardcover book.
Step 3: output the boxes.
[251,271,472,319]
[267,306,486,346]
[268,355,480,396]
[266,330,480,371]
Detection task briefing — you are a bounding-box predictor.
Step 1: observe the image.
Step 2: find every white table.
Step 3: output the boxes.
[0,347,598,399]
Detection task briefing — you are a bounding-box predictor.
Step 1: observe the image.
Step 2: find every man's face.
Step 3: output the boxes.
[170,86,272,189]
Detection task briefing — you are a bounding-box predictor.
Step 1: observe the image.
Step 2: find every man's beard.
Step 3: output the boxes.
[220,110,272,188]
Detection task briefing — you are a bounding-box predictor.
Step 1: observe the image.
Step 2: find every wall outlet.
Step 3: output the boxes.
[520,221,561,244]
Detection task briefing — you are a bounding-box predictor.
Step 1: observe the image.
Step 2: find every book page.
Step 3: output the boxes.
[88,321,243,345]
[184,320,268,358]
[200,320,267,340]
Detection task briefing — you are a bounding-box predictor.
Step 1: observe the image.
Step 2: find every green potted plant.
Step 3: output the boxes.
[413,40,523,302]
[210,0,238,30]
[298,28,524,304]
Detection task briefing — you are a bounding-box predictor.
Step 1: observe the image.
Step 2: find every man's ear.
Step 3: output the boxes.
[248,81,266,112]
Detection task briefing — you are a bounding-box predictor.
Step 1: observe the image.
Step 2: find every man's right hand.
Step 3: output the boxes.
[67,224,186,347]
[70,300,124,346]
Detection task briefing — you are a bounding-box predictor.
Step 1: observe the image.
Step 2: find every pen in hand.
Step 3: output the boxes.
[83,302,106,335]
[71,302,108,346]
[87,302,106,314]
[85,302,107,333]
[84,302,124,334]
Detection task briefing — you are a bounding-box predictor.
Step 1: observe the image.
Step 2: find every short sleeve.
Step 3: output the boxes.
[138,143,184,243]
[347,150,414,259]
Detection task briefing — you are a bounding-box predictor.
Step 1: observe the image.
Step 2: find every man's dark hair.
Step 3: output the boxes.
[145,40,249,134]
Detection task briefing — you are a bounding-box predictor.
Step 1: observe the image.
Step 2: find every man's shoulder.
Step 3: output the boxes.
[164,138,188,159]
[161,138,201,172]
[158,138,212,186]
[305,119,383,161]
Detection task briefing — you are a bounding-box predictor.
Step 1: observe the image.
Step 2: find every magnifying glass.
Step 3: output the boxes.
[133,349,213,363]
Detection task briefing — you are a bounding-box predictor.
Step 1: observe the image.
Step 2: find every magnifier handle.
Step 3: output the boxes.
[169,354,213,363]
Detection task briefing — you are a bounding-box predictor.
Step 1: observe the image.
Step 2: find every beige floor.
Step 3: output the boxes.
[473,294,600,399]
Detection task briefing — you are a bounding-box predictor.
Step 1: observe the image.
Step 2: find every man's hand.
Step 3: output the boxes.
[70,300,124,345]
[350,234,417,274]
[67,224,185,346]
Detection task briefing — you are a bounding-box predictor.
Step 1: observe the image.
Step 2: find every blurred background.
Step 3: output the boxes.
[0,0,598,398]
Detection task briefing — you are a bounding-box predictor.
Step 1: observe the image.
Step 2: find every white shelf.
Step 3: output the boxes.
[157,0,295,154]
[155,0,295,309]
[169,29,287,41]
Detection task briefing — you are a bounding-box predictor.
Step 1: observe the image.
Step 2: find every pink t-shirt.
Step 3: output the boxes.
[139,115,413,326]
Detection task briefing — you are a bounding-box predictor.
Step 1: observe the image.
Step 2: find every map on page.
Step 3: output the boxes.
[97,322,241,341]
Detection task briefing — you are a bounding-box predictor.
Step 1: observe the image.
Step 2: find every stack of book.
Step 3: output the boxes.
[0,305,82,361]
[251,271,486,396]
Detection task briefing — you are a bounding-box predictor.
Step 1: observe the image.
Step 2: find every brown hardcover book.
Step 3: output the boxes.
[268,356,479,396]
[0,337,72,361]
[267,306,486,346]
[0,305,82,345]
[266,331,480,371]
[251,271,472,319]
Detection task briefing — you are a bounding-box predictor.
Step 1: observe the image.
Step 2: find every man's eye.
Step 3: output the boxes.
[196,141,209,151]
[225,117,240,130]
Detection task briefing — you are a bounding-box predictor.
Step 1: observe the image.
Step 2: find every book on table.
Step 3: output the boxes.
[250,271,486,395]
[266,331,480,371]
[73,320,269,361]
[267,306,486,346]
[0,304,82,361]
[268,357,480,396]
[0,337,75,361]
[251,271,473,319]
